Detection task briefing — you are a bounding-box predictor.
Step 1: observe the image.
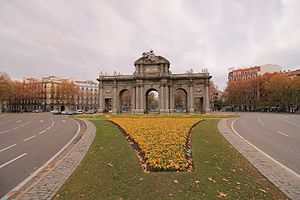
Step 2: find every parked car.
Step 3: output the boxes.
[75,110,84,114]
[66,110,75,115]
[85,109,96,114]
[61,110,68,115]
[50,110,61,115]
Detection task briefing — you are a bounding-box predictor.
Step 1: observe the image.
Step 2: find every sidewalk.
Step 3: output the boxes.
[15,119,96,200]
[218,118,300,200]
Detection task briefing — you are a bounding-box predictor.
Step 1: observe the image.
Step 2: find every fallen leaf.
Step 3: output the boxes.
[259,188,267,193]
[222,178,228,182]
[207,177,216,183]
[236,182,241,185]
[217,192,227,198]
[107,163,113,167]
[195,180,200,184]
[174,180,178,183]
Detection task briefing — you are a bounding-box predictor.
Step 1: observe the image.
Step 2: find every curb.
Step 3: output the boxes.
[218,118,300,200]
[15,119,96,200]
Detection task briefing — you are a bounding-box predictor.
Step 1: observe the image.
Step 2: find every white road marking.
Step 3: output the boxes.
[12,127,18,130]
[17,120,22,123]
[231,119,300,179]
[0,144,17,153]
[23,135,37,142]
[62,120,66,123]
[0,153,27,169]
[46,127,51,130]
[0,130,9,134]
[276,131,289,137]
[40,120,44,123]
[258,116,266,126]
[2,120,81,199]
[38,130,47,135]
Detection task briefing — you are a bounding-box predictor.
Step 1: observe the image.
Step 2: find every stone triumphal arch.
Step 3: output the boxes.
[97,51,211,114]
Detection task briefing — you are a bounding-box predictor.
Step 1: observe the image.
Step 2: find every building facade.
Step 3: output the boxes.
[75,80,98,111]
[97,51,212,114]
[284,69,300,78]
[228,64,282,82]
[9,76,98,112]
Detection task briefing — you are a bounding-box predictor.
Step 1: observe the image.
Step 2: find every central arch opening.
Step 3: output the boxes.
[119,89,131,113]
[174,89,187,113]
[146,89,159,113]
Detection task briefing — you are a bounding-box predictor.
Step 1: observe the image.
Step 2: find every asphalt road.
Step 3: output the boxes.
[229,112,300,175]
[0,113,79,198]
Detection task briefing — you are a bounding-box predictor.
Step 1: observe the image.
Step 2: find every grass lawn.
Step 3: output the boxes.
[55,117,287,199]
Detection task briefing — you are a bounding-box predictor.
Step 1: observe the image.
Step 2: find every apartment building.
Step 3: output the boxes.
[228,64,282,82]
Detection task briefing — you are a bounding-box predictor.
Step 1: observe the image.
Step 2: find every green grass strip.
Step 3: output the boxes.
[55,119,287,199]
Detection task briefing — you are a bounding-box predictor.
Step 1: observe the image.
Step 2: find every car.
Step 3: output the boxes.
[50,110,61,115]
[61,110,68,115]
[75,110,84,114]
[85,109,96,114]
[66,110,75,115]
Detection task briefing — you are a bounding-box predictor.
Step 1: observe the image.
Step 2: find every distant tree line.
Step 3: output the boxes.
[224,72,300,113]
[0,72,79,112]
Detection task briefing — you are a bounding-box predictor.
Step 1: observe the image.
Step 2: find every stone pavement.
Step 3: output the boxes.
[218,118,300,200]
[16,119,96,200]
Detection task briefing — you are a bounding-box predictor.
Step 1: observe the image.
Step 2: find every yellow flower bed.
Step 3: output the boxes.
[108,116,201,171]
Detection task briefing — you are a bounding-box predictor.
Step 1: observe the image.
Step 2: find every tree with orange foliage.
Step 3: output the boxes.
[0,72,13,112]
[9,78,45,112]
[56,81,79,109]
[225,72,300,112]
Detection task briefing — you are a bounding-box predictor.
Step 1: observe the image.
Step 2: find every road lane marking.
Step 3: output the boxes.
[231,119,300,179]
[38,130,47,135]
[2,120,81,199]
[62,120,66,123]
[0,153,27,169]
[46,127,51,130]
[17,120,22,123]
[0,130,9,134]
[0,144,17,153]
[276,131,289,137]
[258,116,266,126]
[23,135,37,142]
[40,120,44,123]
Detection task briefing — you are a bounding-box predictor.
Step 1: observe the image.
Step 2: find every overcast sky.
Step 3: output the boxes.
[0,0,299,90]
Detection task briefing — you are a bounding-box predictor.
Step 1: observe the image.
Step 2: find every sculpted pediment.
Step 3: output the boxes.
[134,50,170,65]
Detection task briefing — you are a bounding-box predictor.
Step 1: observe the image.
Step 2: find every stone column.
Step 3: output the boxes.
[135,85,139,112]
[140,85,144,113]
[204,80,211,113]
[160,85,164,113]
[112,83,117,114]
[131,86,135,114]
[98,83,104,113]
[189,83,195,113]
[169,85,174,113]
[165,85,169,113]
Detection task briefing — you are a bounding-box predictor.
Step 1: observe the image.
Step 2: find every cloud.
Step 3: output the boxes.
[0,0,299,89]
